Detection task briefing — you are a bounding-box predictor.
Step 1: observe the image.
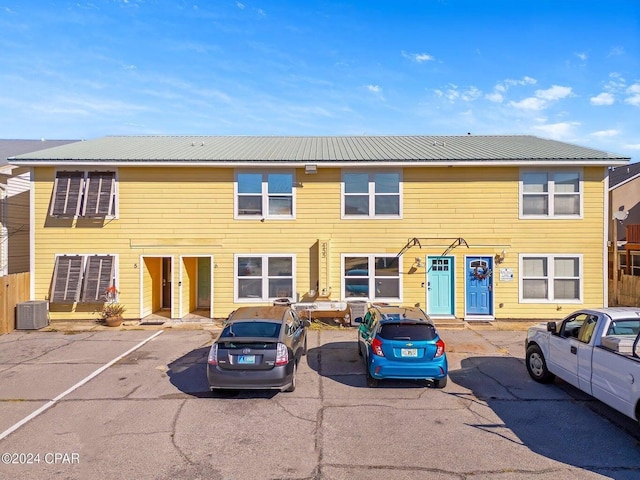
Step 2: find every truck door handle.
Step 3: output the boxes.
[570,346,577,354]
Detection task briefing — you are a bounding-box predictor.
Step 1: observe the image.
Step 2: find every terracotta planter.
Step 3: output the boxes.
[104,316,123,327]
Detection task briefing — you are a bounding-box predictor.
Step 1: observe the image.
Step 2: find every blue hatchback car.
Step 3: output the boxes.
[357,305,448,388]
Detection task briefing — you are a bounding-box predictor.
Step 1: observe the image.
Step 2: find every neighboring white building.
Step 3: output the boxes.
[0,139,80,275]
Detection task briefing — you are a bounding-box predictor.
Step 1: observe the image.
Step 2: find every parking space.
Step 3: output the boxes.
[0,326,639,479]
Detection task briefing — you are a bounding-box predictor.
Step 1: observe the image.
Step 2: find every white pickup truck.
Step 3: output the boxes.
[525,307,640,425]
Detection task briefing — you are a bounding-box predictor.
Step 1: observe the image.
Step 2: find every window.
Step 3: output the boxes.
[236,171,294,218]
[50,171,116,218]
[50,254,116,303]
[342,171,401,218]
[520,254,582,302]
[520,170,581,218]
[235,255,295,302]
[343,255,401,301]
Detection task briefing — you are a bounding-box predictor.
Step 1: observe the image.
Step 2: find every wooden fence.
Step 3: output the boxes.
[610,273,640,307]
[0,272,30,334]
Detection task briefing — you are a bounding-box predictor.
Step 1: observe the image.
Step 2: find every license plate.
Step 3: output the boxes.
[401,348,418,357]
[238,355,256,364]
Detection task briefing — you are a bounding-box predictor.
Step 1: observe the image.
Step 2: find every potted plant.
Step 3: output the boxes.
[98,286,126,327]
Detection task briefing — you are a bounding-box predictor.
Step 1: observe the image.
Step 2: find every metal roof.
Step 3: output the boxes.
[609,161,640,189]
[9,135,630,166]
[0,139,80,167]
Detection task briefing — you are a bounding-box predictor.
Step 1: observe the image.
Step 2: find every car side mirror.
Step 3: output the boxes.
[303,319,311,328]
[547,322,557,334]
[353,316,363,324]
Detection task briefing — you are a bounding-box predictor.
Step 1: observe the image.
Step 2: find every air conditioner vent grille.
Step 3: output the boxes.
[16,301,49,330]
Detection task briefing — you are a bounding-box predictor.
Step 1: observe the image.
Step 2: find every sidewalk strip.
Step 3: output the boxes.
[0,330,164,441]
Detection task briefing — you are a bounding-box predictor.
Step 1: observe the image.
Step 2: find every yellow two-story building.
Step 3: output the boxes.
[12,135,630,323]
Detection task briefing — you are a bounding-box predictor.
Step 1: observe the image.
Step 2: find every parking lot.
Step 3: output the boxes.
[1,324,639,480]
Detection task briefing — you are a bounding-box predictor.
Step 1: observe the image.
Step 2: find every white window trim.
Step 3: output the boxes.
[519,168,583,219]
[341,253,403,302]
[234,254,296,303]
[51,169,119,219]
[234,170,296,220]
[341,170,403,220]
[518,253,583,303]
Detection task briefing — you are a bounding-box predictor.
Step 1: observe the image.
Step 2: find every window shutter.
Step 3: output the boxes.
[50,256,84,302]
[50,172,84,217]
[83,172,115,217]
[82,255,115,302]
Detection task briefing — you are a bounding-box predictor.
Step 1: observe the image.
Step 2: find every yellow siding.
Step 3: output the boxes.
[32,165,608,321]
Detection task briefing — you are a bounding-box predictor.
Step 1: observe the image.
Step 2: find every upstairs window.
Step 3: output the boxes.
[50,254,116,303]
[236,171,295,219]
[50,171,116,218]
[342,171,401,218]
[520,170,581,218]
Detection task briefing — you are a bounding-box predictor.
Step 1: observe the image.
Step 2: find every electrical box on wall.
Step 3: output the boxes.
[16,301,49,330]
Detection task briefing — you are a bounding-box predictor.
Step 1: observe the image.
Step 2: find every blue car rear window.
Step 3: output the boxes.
[379,323,436,341]
[220,321,281,338]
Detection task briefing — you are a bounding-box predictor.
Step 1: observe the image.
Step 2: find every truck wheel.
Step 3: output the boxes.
[526,345,555,383]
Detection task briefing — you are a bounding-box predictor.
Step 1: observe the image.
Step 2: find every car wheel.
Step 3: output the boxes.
[357,341,363,357]
[432,376,447,389]
[526,344,555,383]
[366,368,379,388]
[285,362,297,392]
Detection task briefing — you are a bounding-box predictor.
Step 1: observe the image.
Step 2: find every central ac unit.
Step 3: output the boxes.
[16,301,49,330]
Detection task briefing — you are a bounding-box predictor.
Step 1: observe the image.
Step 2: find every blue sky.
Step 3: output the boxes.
[0,0,638,160]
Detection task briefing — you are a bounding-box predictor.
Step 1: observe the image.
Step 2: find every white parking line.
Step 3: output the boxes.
[0,330,164,441]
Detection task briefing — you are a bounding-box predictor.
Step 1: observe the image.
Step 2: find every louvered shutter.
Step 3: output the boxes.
[50,256,84,302]
[50,172,84,217]
[81,255,115,302]
[83,172,115,217]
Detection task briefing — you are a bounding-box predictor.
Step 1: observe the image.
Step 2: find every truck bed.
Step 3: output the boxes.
[600,335,639,356]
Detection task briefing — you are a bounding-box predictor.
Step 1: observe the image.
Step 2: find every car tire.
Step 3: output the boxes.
[357,341,363,357]
[432,376,447,389]
[526,344,555,383]
[285,363,297,392]
[366,368,379,388]
[302,335,308,356]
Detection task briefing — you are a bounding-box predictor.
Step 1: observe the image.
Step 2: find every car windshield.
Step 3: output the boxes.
[378,323,436,341]
[220,321,281,339]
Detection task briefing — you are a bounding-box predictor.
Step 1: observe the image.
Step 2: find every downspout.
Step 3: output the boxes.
[0,184,7,277]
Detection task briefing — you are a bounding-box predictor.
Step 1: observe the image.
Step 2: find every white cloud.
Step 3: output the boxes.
[590,129,619,138]
[532,121,580,140]
[576,52,588,61]
[623,144,640,150]
[367,84,381,93]
[625,83,640,107]
[495,76,537,92]
[433,84,482,103]
[535,85,573,101]
[236,2,245,9]
[509,97,546,111]
[590,92,614,106]
[510,85,573,110]
[402,51,435,63]
[485,92,503,103]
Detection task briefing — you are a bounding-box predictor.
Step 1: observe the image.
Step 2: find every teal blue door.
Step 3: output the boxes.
[466,256,493,316]
[427,256,454,316]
